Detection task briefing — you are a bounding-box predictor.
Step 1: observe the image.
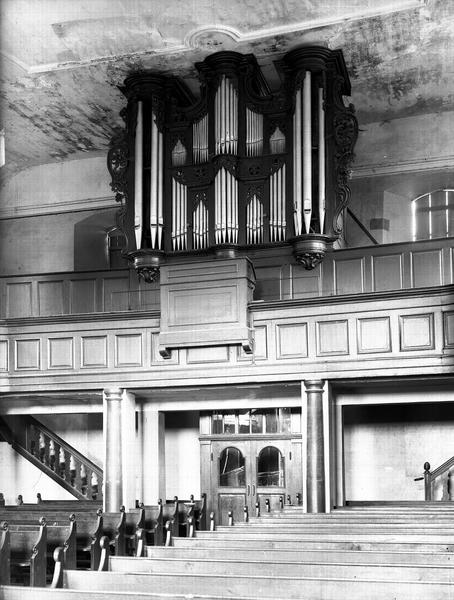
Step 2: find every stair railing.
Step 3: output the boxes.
[415,459,454,501]
[25,417,103,501]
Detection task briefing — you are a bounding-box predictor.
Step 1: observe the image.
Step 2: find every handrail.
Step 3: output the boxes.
[431,455,454,479]
[1,415,103,501]
[27,417,102,477]
[415,459,454,501]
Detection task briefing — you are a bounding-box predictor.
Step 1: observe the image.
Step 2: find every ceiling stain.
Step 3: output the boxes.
[1,0,453,182]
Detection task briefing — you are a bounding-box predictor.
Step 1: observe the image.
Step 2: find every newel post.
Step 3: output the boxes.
[424,462,432,501]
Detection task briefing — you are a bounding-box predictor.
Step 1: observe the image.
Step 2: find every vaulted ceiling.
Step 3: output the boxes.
[1,0,453,184]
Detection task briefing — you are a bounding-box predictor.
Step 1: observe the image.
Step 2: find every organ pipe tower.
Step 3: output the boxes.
[107,46,358,281]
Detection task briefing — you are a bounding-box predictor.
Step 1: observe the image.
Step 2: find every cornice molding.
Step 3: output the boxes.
[0,1,421,74]
[351,155,454,179]
[250,284,454,312]
[0,195,118,221]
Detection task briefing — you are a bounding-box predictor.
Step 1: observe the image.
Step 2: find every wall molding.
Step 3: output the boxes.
[0,195,118,221]
[351,155,454,179]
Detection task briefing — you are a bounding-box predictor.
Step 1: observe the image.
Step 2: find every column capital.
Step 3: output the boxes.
[103,388,124,401]
[303,379,325,393]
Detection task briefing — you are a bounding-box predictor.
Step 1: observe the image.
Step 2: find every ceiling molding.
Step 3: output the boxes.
[1,0,423,75]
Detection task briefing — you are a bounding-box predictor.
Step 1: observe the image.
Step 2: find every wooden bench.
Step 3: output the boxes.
[0,506,127,565]
[0,519,47,586]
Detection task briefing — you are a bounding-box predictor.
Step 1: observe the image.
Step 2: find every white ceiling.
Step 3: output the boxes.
[1,0,453,182]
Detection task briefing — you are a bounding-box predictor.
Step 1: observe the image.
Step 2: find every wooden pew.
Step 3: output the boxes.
[0,506,124,567]
[179,493,207,534]
[162,497,179,539]
[55,565,454,600]
[0,519,47,586]
[0,515,76,586]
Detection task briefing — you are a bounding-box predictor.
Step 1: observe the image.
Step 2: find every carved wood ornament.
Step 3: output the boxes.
[107,46,358,280]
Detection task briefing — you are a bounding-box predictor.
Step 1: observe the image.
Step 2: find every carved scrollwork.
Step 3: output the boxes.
[295,251,325,270]
[107,130,129,204]
[138,266,160,283]
[331,91,358,236]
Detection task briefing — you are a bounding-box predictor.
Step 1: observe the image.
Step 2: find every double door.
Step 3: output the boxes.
[210,438,301,525]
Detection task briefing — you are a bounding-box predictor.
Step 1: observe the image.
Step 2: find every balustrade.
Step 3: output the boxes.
[27,420,102,501]
[415,461,454,501]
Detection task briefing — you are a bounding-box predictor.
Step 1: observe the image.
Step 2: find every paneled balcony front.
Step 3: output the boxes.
[0,237,452,393]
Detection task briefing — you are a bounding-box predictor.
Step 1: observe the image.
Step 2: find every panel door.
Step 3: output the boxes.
[211,439,298,524]
[211,441,249,525]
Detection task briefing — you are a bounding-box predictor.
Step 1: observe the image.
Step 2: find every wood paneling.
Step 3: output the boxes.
[0,340,8,370]
[292,264,321,299]
[254,326,268,359]
[48,337,73,369]
[357,317,391,353]
[372,254,402,292]
[115,334,143,367]
[6,282,33,318]
[443,312,454,348]
[103,277,131,312]
[151,333,178,364]
[334,258,364,295]
[400,314,434,351]
[81,335,107,367]
[15,339,40,370]
[159,258,254,357]
[276,323,308,358]
[70,279,96,314]
[171,287,238,326]
[411,249,442,288]
[187,346,229,364]
[38,280,64,316]
[317,320,349,356]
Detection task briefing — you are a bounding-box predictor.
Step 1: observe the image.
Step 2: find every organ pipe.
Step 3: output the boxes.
[215,167,238,244]
[134,101,143,250]
[270,165,286,242]
[318,86,326,234]
[302,70,312,234]
[150,111,159,248]
[293,88,302,236]
[109,47,357,279]
[215,76,238,155]
[193,115,208,163]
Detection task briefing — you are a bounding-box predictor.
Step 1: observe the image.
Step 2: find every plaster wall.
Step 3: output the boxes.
[0,208,118,276]
[165,411,200,500]
[343,401,454,501]
[0,157,113,217]
[36,413,103,466]
[354,111,454,172]
[0,444,75,504]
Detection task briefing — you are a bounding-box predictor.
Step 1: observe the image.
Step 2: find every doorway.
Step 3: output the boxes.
[200,408,302,525]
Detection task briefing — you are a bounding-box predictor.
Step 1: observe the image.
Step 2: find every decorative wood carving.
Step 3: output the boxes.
[108,46,357,280]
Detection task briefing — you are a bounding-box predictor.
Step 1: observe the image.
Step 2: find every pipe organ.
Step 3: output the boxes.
[108,47,357,281]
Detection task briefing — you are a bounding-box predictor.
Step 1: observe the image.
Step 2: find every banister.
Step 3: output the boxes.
[27,416,102,478]
[418,458,454,501]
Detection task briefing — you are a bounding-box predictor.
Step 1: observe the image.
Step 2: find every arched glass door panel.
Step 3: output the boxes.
[219,446,246,487]
[257,446,285,486]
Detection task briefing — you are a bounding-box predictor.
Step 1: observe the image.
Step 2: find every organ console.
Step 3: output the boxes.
[107,46,358,281]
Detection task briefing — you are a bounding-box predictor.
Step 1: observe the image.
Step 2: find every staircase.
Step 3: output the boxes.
[0,415,102,501]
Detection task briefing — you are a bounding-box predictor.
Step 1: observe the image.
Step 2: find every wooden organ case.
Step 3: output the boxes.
[108,46,358,280]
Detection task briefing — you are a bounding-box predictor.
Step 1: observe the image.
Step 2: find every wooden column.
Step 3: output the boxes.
[121,390,136,510]
[138,406,166,504]
[103,388,123,512]
[304,379,326,513]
